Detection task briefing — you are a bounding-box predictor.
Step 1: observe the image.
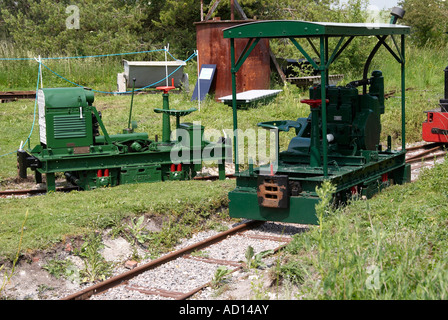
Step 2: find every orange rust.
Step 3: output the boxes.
[257,181,286,208]
[194,20,271,100]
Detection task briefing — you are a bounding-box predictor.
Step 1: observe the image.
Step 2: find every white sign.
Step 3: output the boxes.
[199,68,214,80]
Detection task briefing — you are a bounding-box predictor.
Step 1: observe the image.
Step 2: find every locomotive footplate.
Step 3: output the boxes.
[257,175,289,209]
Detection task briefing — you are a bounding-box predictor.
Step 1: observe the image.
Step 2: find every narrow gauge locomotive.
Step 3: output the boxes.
[422,67,448,143]
[224,8,411,224]
[17,82,228,191]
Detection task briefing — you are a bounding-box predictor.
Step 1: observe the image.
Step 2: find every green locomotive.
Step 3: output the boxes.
[17,84,228,191]
[224,8,411,224]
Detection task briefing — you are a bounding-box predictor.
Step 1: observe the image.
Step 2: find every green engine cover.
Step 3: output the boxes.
[308,70,384,153]
[38,87,95,150]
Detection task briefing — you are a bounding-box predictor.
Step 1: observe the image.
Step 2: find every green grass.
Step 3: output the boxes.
[2,44,448,298]
[285,160,448,299]
[0,41,171,92]
[0,179,235,260]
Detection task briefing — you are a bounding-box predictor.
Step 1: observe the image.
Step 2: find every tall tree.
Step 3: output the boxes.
[146,0,340,57]
[399,0,448,47]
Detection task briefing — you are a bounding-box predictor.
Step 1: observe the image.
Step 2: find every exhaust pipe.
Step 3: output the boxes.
[390,7,405,24]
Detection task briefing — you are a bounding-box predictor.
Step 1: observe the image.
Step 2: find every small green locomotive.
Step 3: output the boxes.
[18,84,228,191]
[224,8,411,224]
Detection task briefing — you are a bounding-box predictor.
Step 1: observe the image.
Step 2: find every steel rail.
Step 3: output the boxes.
[406,146,442,162]
[61,219,263,300]
[0,186,79,197]
[406,150,447,165]
[0,91,36,102]
[175,241,289,300]
[402,142,441,152]
[405,140,447,164]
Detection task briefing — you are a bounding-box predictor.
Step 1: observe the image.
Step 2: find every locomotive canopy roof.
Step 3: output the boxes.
[223,20,410,38]
[224,18,410,177]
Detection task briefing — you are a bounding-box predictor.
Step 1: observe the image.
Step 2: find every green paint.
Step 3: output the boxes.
[224,15,410,224]
[19,87,229,191]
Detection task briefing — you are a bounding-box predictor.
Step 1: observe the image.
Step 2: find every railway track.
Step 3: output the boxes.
[61,220,296,300]
[0,142,445,300]
[403,142,447,182]
[0,186,79,198]
[0,90,36,103]
[55,141,443,300]
[404,142,447,164]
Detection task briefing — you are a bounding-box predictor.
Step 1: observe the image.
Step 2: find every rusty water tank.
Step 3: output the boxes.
[195,19,271,99]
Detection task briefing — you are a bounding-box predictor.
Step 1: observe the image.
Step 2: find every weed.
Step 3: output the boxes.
[270,259,305,286]
[211,266,233,289]
[43,259,77,280]
[0,210,28,296]
[75,232,113,283]
[191,250,209,258]
[250,271,269,300]
[36,284,55,299]
[244,246,274,270]
[315,180,336,256]
[126,215,150,245]
[282,158,448,299]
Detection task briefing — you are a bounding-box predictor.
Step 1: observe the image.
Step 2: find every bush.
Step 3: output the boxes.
[400,0,448,47]
[1,0,147,56]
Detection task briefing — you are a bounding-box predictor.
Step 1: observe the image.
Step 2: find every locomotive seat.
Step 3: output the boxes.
[257,119,304,133]
[258,118,312,153]
[286,117,311,152]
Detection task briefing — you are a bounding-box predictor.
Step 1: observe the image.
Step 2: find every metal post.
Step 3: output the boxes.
[310,106,321,167]
[230,38,239,173]
[128,78,136,130]
[200,0,204,21]
[401,34,406,151]
[162,94,171,143]
[444,66,448,100]
[441,66,448,112]
[325,37,329,85]
[39,55,43,88]
[197,50,201,111]
[320,36,328,178]
[164,45,169,87]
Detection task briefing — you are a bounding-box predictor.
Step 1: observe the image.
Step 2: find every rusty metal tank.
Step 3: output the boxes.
[195,19,271,99]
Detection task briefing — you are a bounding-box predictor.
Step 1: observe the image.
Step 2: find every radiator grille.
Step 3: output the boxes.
[53,115,87,139]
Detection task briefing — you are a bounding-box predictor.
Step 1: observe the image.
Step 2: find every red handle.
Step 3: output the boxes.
[156,78,176,94]
[300,99,329,108]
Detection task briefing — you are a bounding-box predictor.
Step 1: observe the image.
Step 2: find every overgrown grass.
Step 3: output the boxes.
[0,41,173,92]
[285,159,448,299]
